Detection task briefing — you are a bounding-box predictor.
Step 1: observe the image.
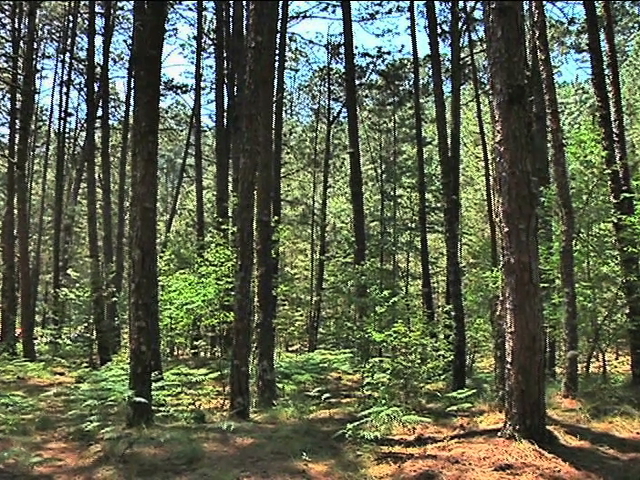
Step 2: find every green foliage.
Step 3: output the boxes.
[159,238,234,356]
[276,349,356,395]
[338,405,431,441]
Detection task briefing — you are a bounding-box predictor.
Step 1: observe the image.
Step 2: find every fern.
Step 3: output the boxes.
[337,405,431,441]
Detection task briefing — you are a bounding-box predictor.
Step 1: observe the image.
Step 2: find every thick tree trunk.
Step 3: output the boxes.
[486,0,547,443]
[127,0,168,428]
[255,1,279,410]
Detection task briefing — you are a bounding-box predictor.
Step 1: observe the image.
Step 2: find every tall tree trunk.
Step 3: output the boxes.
[230,1,274,420]
[307,102,322,349]
[189,0,206,357]
[485,0,547,443]
[341,0,368,357]
[270,0,288,336]
[127,0,168,428]
[255,1,279,410]
[391,106,399,289]
[215,0,229,235]
[465,0,503,404]
[409,0,435,326]
[86,1,110,366]
[309,42,335,352]
[584,0,640,384]
[527,2,555,382]
[113,45,134,355]
[17,1,38,360]
[230,1,245,227]
[448,0,466,389]
[533,0,579,398]
[32,13,61,330]
[426,0,466,388]
[194,0,205,254]
[52,0,79,328]
[1,2,21,355]
[100,0,117,357]
[601,1,640,383]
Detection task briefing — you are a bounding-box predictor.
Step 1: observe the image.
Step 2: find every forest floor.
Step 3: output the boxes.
[1,353,640,480]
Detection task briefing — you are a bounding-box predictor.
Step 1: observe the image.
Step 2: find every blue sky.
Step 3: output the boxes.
[161,1,586,99]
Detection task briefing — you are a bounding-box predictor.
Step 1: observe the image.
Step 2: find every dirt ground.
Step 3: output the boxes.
[2,362,640,479]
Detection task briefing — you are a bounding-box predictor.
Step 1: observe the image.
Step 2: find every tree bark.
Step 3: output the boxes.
[100,0,117,357]
[17,1,39,360]
[309,41,336,352]
[1,2,21,355]
[52,0,80,328]
[194,0,205,255]
[113,46,134,354]
[230,1,277,420]
[426,0,466,389]
[127,0,168,428]
[409,0,436,326]
[86,2,110,366]
[256,0,283,409]
[485,0,547,443]
[341,0,368,357]
[215,0,229,235]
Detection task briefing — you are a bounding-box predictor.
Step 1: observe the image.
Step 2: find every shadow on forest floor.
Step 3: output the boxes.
[3,357,640,479]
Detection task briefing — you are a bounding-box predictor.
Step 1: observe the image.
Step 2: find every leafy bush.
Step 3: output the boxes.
[159,240,234,356]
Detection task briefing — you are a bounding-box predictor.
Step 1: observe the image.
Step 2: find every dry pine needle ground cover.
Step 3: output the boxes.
[1,355,639,480]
